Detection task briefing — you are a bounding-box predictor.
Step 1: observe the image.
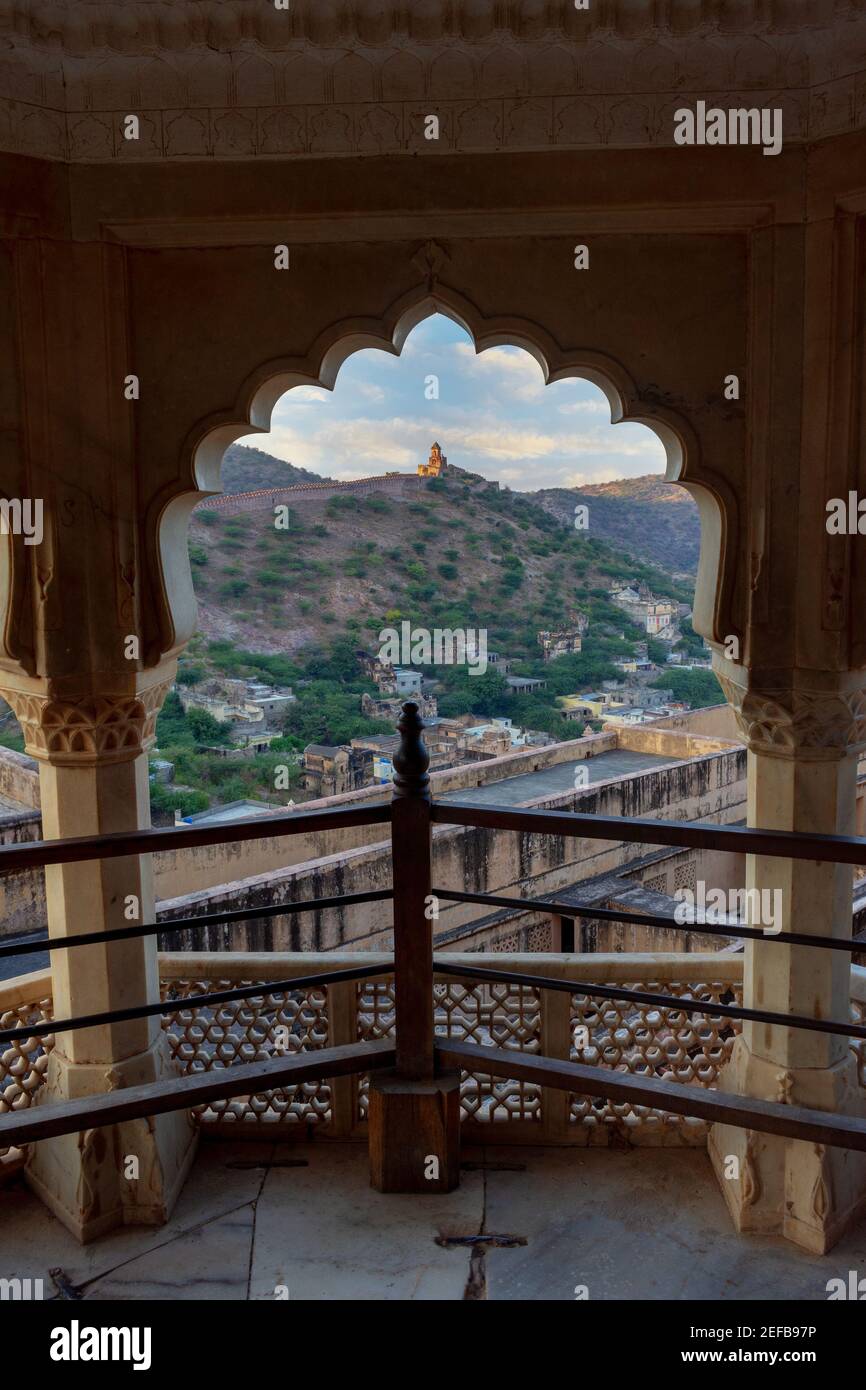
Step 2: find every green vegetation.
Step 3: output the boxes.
[650,668,724,707]
[127,456,719,818]
[282,685,393,746]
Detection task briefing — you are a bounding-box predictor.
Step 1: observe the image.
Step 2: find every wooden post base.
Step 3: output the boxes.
[368,1069,461,1193]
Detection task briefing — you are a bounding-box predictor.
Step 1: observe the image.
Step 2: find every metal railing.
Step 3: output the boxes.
[2,701,866,1173]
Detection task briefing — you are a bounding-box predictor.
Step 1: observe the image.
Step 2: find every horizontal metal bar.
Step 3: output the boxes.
[434,887,861,954]
[432,801,866,866]
[0,960,395,1046]
[435,1039,866,1153]
[432,959,866,1043]
[0,1039,396,1147]
[0,801,392,874]
[0,889,394,961]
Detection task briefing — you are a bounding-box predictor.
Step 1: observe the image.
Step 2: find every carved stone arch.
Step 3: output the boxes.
[153,283,735,665]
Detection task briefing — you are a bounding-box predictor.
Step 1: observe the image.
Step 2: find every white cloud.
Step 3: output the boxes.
[286,386,329,404]
[557,399,609,416]
[357,382,386,404]
[460,426,558,460]
[453,342,546,400]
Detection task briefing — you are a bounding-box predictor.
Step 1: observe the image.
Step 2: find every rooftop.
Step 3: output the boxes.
[181,799,282,825]
[441,749,681,807]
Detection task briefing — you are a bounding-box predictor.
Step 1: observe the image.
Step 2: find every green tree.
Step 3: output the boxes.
[186,707,233,745]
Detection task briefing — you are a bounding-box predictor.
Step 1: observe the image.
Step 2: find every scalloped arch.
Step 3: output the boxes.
[153,286,731,663]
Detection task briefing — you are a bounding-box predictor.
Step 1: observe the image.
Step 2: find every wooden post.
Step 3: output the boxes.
[391,701,434,1079]
[368,702,461,1192]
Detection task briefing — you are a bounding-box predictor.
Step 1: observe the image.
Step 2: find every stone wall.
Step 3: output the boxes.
[148,728,623,899]
[0,726,740,939]
[196,472,423,516]
[157,746,749,954]
[647,703,740,740]
[0,807,45,938]
[0,748,40,810]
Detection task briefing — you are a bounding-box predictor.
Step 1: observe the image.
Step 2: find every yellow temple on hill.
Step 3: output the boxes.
[418,441,447,477]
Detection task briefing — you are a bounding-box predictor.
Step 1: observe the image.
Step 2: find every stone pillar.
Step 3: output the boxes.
[709,669,866,1253]
[0,668,197,1242]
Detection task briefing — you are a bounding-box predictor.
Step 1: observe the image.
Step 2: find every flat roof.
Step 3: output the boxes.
[182,800,281,825]
[441,748,681,807]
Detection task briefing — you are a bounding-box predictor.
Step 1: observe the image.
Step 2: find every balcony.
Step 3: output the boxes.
[2,704,866,1308]
[4,948,865,1301]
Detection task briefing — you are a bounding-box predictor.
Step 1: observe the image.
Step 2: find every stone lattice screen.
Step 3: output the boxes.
[3,956,866,1167]
[0,986,54,1174]
[160,977,331,1128]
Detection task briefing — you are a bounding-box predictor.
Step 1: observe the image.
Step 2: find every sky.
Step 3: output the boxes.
[237,313,665,492]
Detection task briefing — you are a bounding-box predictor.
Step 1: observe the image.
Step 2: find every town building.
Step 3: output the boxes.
[356,649,397,693]
[505,676,547,695]
[361,691,438,722]
[178,678,294,728]
[302,743,372,798]
[537,622,587,661]
[394,668,423,696]
[611,583,679,640]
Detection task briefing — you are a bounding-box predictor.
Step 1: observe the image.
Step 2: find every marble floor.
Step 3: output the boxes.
[1,1141,864,1301]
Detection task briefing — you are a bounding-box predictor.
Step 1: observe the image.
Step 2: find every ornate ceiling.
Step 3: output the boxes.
[1,0,865,159]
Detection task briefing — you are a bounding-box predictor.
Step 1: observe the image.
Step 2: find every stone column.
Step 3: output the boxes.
[708,667,866,1253]
[0,667,198,1243]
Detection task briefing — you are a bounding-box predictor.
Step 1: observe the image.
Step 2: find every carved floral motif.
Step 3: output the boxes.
[0,681,172,763]
[718,677,866,758]
[1,2,865,159]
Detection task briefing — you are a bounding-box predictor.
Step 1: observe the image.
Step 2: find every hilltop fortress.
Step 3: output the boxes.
[198,441,476,518]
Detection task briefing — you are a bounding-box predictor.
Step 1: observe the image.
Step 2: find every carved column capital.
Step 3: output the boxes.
[0,668,175,765]
[715,661,866,760]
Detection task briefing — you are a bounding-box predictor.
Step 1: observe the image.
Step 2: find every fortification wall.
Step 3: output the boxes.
[156,747,749,955]
[0,727,739,937]
[196,472,423,516]
[149,729,621,899]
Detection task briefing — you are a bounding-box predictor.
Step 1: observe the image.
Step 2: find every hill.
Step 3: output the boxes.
[533,474,701,575]
[186,456,696,662]
[219,443,333,494]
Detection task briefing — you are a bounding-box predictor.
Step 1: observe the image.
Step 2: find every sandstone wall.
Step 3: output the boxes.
[156,747,749,954]
[0,748,40,810]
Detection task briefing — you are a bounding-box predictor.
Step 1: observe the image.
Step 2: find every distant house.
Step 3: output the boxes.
[506,676,547,694]
[177,676,294,729]
[303,743,372,797]
[558,691,619,718]
[394,668,423,695]
[244,684,296,725]
[350,733,402,784]
[602,707,657,727]
[361,690,438,722]
[537,629,583,661]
